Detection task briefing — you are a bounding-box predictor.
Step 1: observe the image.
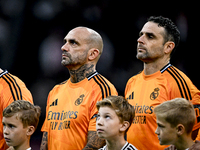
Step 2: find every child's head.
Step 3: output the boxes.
[96,96,135,140]
[2,100,41,148]
[154,98,196,146]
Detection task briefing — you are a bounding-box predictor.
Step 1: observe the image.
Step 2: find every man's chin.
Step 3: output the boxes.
[61,60,69,66]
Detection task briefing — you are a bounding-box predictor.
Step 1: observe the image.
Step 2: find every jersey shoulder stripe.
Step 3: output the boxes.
[165,66,192,100]
[1,72,22,101]
[170,66,192,100]
[7,73,22,99]
[90,72,111,99]
[97,74,111,96]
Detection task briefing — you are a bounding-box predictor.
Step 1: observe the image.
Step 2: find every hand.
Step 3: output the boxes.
[189,140,200,150]
[164,145,176,150]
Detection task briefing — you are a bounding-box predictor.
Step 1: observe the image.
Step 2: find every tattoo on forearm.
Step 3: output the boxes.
[83,131,106,150]
[40,132,48,150]
[43,132,48,142]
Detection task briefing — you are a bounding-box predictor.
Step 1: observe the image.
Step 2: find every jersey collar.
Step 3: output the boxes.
[87,71,98,80]
[0,70,8,78]
[160,63,172,73]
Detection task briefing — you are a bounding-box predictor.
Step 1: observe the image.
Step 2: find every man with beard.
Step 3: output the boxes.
[40,27,118,150]
[125,16,200,150]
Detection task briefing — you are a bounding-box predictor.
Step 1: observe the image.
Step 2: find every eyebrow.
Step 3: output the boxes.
[98,112,112,116]
[139,31,156,37]
[147,32,155,37]
[64,38,79,44]
[157,122,165,127]
[104,112,112,115]
[2,122,16,126]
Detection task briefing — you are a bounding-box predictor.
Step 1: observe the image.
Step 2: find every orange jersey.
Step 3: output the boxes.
[41,72,118,150]
[196,129,200,140]
[0,70,33,150]
[125,64,200,150]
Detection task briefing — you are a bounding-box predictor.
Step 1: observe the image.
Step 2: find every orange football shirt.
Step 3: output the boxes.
[125,63,200,150]
[41,72,118,150]
[195,129,200,140]
[0,70,33,150]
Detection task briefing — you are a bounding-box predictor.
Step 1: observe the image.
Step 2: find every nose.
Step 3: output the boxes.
[137,35,145,45]
[96,117,103,126]
[61,42,69,52]
[3,126,9,135]
[155,127,159,135]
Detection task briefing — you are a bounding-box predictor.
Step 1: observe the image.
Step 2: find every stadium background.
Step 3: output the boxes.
[0,0,198,149]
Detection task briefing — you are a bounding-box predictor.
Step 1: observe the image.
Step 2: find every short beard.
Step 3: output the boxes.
[136,51,151,62]
[61,58,71,67]
[61,52,88,69]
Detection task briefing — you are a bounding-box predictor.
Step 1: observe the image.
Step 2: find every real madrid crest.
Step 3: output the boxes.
[75,94,85,106]
[150,88,160,100]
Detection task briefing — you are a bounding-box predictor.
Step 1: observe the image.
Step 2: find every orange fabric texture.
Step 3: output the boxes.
[0,70,33,150]
[41,72,118,150]
[196,130,200,141]
[125,64,200,150]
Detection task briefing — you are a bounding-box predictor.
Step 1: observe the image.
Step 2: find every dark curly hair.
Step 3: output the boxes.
[148,16,180,56]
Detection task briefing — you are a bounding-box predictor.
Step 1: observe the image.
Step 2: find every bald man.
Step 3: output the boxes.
[40,27,118,150]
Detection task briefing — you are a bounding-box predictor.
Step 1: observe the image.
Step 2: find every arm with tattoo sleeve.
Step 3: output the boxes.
[83,131,106,150]
[40,132,48,150]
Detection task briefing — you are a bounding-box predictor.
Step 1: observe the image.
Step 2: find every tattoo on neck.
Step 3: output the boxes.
[69,64,95,83]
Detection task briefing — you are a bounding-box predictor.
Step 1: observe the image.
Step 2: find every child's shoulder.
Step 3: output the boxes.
[98,145,106,150]
[98,142,138,150]
[122,142,138,150]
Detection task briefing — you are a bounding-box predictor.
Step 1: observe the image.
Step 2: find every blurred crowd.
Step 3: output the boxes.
[0,0,198,148]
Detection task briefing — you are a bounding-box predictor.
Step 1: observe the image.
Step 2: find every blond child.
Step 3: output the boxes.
[2,100,41,150]
[154,98,195,150]
[96,95,137,150]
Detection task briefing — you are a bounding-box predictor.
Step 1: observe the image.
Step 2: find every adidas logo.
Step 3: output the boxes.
[127,92,134,100]
[50,99,58,107]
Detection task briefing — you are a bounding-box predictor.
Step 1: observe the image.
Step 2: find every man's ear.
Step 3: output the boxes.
[164,41,175,54]
[176,124,185,136]
[26,126,35,136]
[88,48,100,61]
[119,121,130,132]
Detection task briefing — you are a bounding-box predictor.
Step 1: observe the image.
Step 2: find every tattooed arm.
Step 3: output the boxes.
[83,131,106,150]
[40,132,48,150]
